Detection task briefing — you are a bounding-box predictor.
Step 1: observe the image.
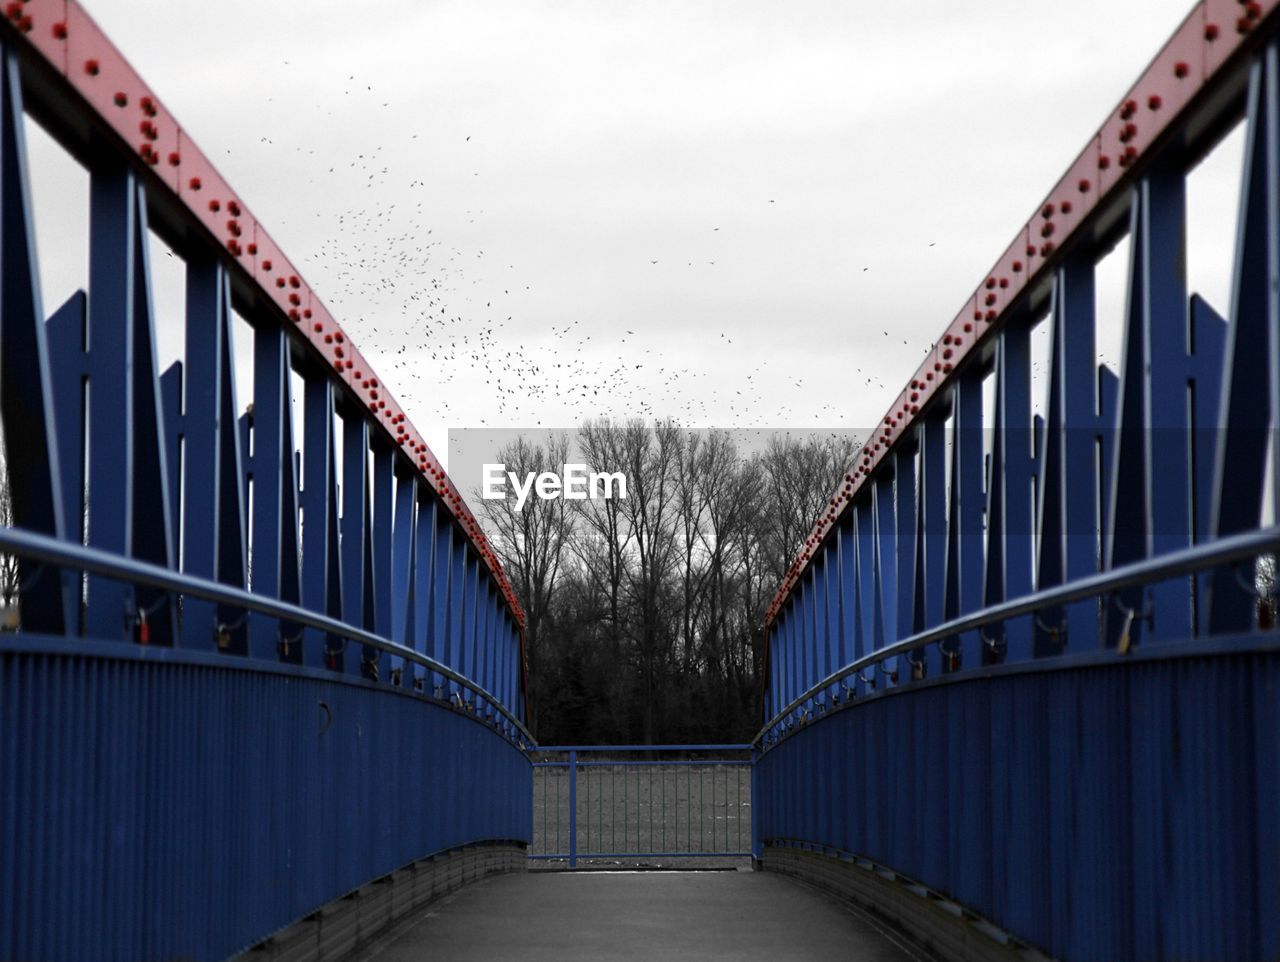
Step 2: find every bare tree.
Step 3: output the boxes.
[476,433,574,737]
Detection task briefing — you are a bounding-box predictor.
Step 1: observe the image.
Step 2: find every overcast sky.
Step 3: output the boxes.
[24,0,1243,475]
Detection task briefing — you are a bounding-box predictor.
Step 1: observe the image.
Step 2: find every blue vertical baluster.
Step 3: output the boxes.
[181,261,248,652]
[568,750,578,868]
[301,373,342,668]
[390,468,415,686]
[84,164,135,640]
[341,409,370,676]
[370,439,394,681]
[916,414,946,676]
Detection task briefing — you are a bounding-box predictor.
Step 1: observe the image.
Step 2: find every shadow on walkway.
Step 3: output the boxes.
[353,869,922,961]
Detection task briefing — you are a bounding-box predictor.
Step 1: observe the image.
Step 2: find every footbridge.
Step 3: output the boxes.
[1,2,1278,961]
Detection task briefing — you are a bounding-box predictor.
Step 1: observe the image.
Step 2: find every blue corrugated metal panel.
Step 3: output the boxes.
[0,647,531,962]
[756,653,1279,962]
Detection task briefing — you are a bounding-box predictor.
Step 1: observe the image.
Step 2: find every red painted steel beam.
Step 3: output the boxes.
[4,0,525,629]
[765,0,1279,628]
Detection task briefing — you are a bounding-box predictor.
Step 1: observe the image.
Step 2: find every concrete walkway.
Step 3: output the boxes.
[354,870,921,961]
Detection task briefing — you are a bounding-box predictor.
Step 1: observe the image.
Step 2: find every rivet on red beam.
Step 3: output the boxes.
[1041,222,1055,238]
[114,92,128,107]
[52,21,67,39]
[323,334,333,343]
[261,259,272,270]
[140,96,156,118]
[998,277,1009,288]
[303,309,312,319]
[985,293,997,306]
[1026,244,1037,256]
[1040,242,1055,256]
[974,310,984,320]
[289,308,300,322]
[985,277,996,290]
[17,15,30,32]
[209,199,221,212]
[1237,16,1253,34]
[334,332,343,342]
[1041,203,1055,219]
[84,59,99,75]
[963,322,973,332]
[1098,155,1111,170]
[1247,2,1262,19]
[333,360,344,371]
[289,276,300,289]
[188,176,201,191]
[276,277,286,288]
[985,309,997,321]
[1012,259,1023,273]
[1205,23,1219,41]
[288,293,301,306]
[314,323,324,333]
[1078,178,1091,193]
[227,201,241,217]
[345,360,353,369]
[1120,99,1137,120]
[1120,122,1137,143]
[246,242,257,255]
[1174,61,1190,79]
[1147,95,1162,111]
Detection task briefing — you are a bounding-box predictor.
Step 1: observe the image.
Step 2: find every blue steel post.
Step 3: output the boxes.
[370,440,394,681]
[568,750,578,868]
[917,413,946,675]
[301,374,342,669]
[0,48,72,634]
[85,165,139,640]
[182,260,248,652]
[1207,50,1276,633]
[341,411,371,675]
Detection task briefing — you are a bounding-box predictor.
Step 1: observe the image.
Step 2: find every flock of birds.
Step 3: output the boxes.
[243,64,978,440]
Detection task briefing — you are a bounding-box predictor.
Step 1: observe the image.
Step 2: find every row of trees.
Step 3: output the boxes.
[477,421,858,744]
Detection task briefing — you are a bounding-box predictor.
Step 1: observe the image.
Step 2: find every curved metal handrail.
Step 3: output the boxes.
[0,525,536,747]
[753,525,1280,748]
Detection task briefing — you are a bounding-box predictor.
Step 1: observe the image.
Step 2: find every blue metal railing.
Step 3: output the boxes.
[752,9,1280,961]
[529,746,753,867]
[0,9,533,961]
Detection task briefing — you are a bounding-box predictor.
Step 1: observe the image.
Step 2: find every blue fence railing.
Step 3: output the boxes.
[0,8,532,961]
[529,746,753,867]
[754,9,1280,962]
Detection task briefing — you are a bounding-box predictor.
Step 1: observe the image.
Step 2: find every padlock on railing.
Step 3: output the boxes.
[135,609,149,645]
[215,623,231,650]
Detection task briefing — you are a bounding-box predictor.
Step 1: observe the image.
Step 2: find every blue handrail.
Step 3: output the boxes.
[0,524,536,746]
[755,524,1280,746]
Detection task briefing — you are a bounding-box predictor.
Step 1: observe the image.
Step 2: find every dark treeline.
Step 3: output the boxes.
[478,421,857,745]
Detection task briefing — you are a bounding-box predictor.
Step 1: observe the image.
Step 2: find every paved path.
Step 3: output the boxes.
[355,869,920,961]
